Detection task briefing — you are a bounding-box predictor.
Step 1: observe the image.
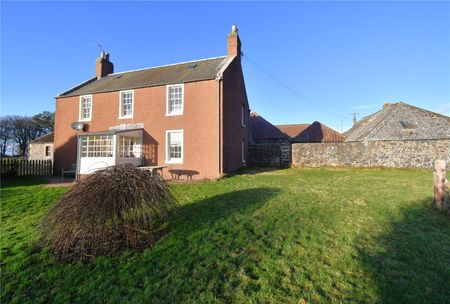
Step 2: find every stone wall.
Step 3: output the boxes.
[28,143,53,161]
[249,141,291,167]
[292,139,450,169]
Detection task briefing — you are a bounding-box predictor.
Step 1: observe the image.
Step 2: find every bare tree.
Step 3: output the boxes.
[0,111,55,156]
[10,116,40,156]
[0,116,13,156]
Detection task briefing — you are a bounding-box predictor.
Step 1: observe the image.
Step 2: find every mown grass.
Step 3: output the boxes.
[1,168,449,303]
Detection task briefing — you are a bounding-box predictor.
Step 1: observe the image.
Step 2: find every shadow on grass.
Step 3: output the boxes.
[0,176,48,189]
[172,186,281,234]
[1,187,282,303]
[357,199,450,303]
[229,166,289,177]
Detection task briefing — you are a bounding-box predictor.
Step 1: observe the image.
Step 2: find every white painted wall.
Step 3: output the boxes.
[79,157,115,174]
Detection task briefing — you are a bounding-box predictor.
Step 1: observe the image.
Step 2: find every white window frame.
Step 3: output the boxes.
[118,136,142,158]
[80,135,114,158]
[166,84,184,116]
[241,104,246,127]
[119,90,134,119]
[79,95,92,122]
[242,139,246,163]
[165,129,183,164]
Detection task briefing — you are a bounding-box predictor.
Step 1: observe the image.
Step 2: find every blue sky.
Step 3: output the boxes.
[2,1,449,131]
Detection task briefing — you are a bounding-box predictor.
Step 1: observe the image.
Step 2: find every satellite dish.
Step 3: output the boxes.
[71,121,84,131]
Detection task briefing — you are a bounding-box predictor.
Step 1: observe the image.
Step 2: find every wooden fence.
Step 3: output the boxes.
[0,159,53,176]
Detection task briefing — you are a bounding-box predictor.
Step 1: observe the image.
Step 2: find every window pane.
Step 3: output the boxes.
[168,86,182,114]
[80,135,113,158]
[118,136,140,158]
[81,96,92,119]
[167,131,182,161]
[121,92,133,117]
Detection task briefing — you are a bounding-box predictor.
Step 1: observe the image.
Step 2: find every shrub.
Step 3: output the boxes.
[41,165,177,262]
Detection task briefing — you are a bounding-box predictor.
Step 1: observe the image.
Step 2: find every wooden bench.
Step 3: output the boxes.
[61,163,77,180]
[138,165,167,177]
[169,169,199,181]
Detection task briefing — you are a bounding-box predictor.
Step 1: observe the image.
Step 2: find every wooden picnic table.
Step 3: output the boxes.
[138,165,167,176]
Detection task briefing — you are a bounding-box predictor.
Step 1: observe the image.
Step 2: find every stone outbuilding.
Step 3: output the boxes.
[292,102,450,169]
[249,112,290,144]
[248,112,291,167]
[344,102,450,141]
[277,121,344,143]
[248,113,344,167]
[28,132,54,161]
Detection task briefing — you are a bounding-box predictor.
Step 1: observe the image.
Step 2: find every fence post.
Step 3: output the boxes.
[434,160,447,212]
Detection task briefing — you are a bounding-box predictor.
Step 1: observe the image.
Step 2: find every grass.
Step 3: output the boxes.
[1,168,450,303]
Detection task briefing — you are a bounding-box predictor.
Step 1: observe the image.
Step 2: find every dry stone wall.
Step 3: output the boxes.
[292,139,450,169]
[248,142,291,167]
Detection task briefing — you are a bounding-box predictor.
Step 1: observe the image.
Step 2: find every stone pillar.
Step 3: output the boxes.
[434,160,447,210]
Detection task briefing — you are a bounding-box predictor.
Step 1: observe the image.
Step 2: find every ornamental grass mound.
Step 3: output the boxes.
[41,165,177,262]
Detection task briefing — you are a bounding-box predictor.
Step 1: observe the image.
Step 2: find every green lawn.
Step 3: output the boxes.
[1,168,449,303]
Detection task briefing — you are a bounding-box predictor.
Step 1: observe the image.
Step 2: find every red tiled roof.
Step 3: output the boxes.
[249,112,289,140]
[276,124,309,139]
[294,121,345,142]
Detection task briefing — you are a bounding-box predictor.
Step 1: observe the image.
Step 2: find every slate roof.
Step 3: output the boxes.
[58,56,230,97]
[30,132,54,143]
[293,121,345,143]
[344,102,450,141]
[276,124,309,139]
[249,112,289,140]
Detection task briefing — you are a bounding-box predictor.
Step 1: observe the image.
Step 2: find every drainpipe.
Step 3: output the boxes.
[75,133,80,181]
[216,75,223,178]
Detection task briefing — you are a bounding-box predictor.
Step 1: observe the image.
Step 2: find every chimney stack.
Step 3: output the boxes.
[227,24,241,58]
[383,102,391,109]
[95,51,114,79]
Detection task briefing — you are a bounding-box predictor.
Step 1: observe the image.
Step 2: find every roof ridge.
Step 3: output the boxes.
[275,123,310,126]
[111,56,227,76]
[398,102,450,120]
[30,131,54,143]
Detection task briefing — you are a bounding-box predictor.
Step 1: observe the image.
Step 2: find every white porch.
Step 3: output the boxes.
[77,129,144,175]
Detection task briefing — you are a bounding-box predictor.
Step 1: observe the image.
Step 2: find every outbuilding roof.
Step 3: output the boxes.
[344,102,450,141]
[30,132,54,144]
[276,124,309,139]
[293,121,345,143]
[58,56,231,97]
[249,112,289,140]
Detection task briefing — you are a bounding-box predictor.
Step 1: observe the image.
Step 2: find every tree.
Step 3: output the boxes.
[0,111,55,156]
[10,116,40,156]
[33,111,54,135]
[0,116,13,156]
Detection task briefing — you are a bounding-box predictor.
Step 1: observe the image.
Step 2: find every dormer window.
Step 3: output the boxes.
[166,84,184,116]
[119,90,134,118]
[79,95,92,121]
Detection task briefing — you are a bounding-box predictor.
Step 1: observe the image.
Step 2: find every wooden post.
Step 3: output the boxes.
[434,160,447,210]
